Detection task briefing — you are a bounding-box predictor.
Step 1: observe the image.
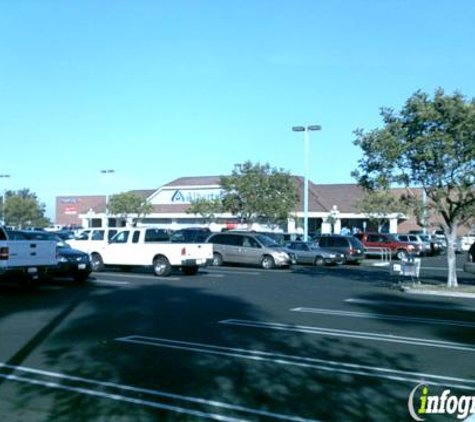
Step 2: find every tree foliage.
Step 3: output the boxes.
[2,189,50,228]
[187,161,299,226]
[355,189,408,232]
[108,192,153,225]
[352,88,475,287]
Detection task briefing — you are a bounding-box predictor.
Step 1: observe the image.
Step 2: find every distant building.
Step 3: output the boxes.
[55,175,464,234]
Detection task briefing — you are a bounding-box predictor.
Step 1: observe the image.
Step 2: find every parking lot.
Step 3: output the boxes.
[1,255,475,421]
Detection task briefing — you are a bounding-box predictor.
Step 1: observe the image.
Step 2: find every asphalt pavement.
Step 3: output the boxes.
[1,254,474,421]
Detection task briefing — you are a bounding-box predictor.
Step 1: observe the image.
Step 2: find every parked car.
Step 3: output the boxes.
[170,227,211,243]
[354,232,415,260]
[457,233,475,253]
[409,230,446,255]
[313,234,365,264]
[206,232,295,269]
[22,230,91,282]
[394,233,431,256]
[66,228,120,254]
[285,241,345,266]
[463,242,475,275]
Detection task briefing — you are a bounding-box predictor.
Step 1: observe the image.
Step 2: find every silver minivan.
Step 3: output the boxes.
[206,232,295,269]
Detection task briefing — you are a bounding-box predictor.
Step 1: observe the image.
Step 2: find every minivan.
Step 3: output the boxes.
[206,232,295,269]
[314,234,365,264]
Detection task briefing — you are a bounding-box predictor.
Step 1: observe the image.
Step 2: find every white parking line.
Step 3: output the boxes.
[0,362,319,422]
[345,298,475,312]
[219,319,475,352]
[205,269,262,276]
[97,272,182,281]
[115,335,475,390]
[91,279,130,286]
[291,307,475,328]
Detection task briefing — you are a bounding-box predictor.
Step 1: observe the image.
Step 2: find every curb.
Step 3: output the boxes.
[402,287,475,299]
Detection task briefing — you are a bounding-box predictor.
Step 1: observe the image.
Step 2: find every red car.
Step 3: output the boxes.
[354,232,416,260]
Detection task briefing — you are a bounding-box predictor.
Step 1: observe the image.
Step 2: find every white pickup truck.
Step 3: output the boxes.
[87,227,213,276]
[0,227,58,283]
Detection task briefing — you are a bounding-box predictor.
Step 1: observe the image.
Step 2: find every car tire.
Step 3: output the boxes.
[212,252,223,266]
[153,256,172,277]
[91,254,104,272]
[261,255,275,269]
[182,266,199,276]
[314,256,325,266]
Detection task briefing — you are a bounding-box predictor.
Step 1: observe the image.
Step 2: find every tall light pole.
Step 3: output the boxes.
[100,169,115,227]
[0,174,11,225]
[292,125,322,241]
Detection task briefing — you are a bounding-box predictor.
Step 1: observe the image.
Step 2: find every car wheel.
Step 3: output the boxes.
[91,254,104,272]
[182,266,199,276]
[396,249,408,260]
[314,256,325,266]
[153,256,172,277]
[212,252,223,266]
[261,255,275,269]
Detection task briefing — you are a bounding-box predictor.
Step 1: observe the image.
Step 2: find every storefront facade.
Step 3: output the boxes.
[57,175,419,234]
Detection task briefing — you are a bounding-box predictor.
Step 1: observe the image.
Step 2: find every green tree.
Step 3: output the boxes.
[352,88,475,287]
[186,198,224,224]
[355,189,408,232]
[3,189,50,228]
[108,192,153,226]
[187,161,299,227]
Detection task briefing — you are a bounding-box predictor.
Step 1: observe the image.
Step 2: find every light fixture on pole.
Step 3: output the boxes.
[292,125,322,241]
[0,174,11,226]
[100,169,115,226]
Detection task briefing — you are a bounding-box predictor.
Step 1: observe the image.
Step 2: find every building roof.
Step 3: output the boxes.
[163,176,222,187]
[128,189,157,199]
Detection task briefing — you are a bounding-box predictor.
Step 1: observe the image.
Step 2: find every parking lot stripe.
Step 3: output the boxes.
[219,319,475,352]
[291,307,475,328]
[99,272,182,281]
[205,269,262,276]
[91,280,130,286]
[114,335,475,390]
[345,298,475,312]
[0,362,319,422]
[0,373,250,422]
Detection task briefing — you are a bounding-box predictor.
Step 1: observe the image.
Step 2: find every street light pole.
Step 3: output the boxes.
[292,125,322,241]
[100,169,115,227]
[0,174,11,226]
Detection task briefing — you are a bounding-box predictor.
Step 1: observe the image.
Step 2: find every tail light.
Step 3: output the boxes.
[181,247,186,256]
[0,247,8,260]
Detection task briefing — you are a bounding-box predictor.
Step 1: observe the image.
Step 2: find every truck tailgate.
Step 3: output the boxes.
[181,244,213,261]
[6,241,57,268]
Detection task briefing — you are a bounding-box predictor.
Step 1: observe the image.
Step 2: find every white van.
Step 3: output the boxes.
[66,228,119,254]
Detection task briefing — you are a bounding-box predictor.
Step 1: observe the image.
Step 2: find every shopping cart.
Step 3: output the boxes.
[391,256,421,283]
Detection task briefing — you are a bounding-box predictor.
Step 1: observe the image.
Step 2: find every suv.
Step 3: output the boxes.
[206,232,295,269]
[314,234,365,264]
[394,233,431,256]
[354,232,415,260]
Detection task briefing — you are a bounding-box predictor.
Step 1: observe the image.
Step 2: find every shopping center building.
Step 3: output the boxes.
[55,175,424,234]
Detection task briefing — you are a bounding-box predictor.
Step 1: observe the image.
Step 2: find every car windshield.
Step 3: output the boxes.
[255,234,281,248]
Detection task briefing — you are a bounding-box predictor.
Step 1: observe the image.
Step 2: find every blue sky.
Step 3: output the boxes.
[1,0,474,220]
